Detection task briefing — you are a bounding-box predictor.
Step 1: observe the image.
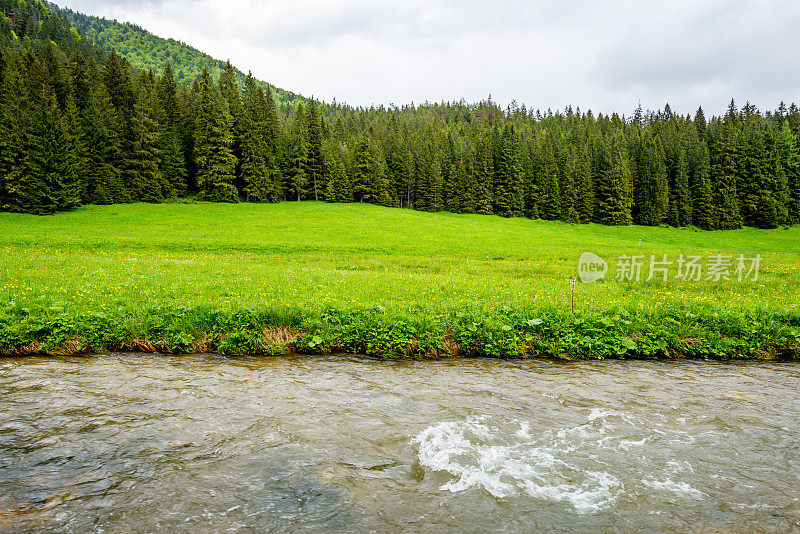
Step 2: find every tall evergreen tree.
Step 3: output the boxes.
[156,62,187,195]
[326,155,352,202]
[194,68,237,202]
[776,120,800,224]
[595,132,632,225]
[305,100,326,200]
[240,73,270,201]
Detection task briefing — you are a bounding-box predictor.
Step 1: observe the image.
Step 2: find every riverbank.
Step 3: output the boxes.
[1,202,798,359]
[1,304,798,359]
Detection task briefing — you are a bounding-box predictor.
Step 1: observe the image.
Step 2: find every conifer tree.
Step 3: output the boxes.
[156,62,187,195]
[22,84,72,214]
[326,156,351,202]
[669,146,692,226]
[494,124,521,217]
[595,132,632,225]
[709,106,744,229]
[633,132,668,226]
[218,60,242,189]
[688,128,715,229]
[286,103,309,201]
[573,145,594,223]
[60,94,88,205]
[287,136,308,201]
[305,100,326,200]
[261,85,283,201]
[240,73,270,201]
[84,83,126,204]
[352,135,372,203]
[558,147,578,222]
[474,134,494,215]
[131,70,165,202]
[538,143,562,220]
[457,158,476,213]
[0,53,28,211]
[102,50,139,200]
[777,120,800,224]
[194,68,237,202]
[428,159,444,211]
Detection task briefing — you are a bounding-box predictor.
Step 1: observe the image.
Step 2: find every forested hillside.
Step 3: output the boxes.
[1,0,799,228]
[49,2,304,107]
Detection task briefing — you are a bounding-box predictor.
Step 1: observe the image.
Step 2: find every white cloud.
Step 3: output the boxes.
[54,0,800,115]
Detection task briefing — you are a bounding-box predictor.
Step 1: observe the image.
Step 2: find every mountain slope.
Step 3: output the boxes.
[48,1,304,107]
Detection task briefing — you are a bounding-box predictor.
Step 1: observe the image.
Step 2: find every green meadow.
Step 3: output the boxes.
[1,202,798,358]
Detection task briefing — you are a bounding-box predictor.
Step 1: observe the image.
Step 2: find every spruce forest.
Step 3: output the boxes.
[2,0,800,230]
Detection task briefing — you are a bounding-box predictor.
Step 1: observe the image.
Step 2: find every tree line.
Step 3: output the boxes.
[2,0,799,228]
[52,2,303,107]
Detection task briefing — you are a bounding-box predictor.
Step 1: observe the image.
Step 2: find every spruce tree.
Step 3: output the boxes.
[218,60,243,191]
[131,70,165,202]
[261,85,283,201]
[22,84,69,214]
[194,68,237,202]
[776,120,800,224]
[286,104,309,201]
[60,94,88,206]
[305,100,326,200]
[84,83,127,204]
[428,158,444,211]
[352,135,371,203]
[156,62,187,196]
[240,73,270,201]
[573,145,594,223]
[538,143,562,220]
[669,145,692,226]
[633,131,668,226]
[709,108,744,229]
[287,136,308,201]
[474,134,494,215]
[0,53,28,212]
[595,132,632,225]
[102,50,139,200]
[493,124,521,217]
[326,156,351,202]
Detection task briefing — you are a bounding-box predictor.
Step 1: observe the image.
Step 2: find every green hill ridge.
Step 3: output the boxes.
[48,1,305,107]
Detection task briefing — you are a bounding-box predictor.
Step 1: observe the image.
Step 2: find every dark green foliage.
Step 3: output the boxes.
[632,130,668,226]
[53,2,303,107]
[304,100,326,200]
[84,83,127,204]
[351,134,372,203]
[0,0,798,229]
[2,301,796,360]
[777,120,800,224]
[326,156,351,202]
[194,69,237,202]
[240,74,272,201]
[156,62,187,195]
[594,132,632,225]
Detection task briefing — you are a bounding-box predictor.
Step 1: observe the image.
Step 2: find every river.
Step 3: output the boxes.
[1,355,799,533]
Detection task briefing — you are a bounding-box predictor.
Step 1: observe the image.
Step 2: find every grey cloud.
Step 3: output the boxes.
[592,0,800,112]
[52,0,800,115]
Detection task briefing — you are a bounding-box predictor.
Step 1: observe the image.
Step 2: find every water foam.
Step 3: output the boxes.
[411,409,705,513]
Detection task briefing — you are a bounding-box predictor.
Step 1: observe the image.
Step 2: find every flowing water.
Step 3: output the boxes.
[1,355,799,533]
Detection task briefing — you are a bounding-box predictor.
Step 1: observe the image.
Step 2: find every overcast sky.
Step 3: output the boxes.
[53,0,800,116]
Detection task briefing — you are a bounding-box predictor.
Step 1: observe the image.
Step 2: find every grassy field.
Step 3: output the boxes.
[1,202,799,358]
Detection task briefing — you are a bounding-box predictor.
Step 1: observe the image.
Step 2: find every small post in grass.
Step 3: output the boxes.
[570,275,576,315]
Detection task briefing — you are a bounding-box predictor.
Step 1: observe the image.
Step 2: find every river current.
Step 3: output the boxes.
[1,355,799,533]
